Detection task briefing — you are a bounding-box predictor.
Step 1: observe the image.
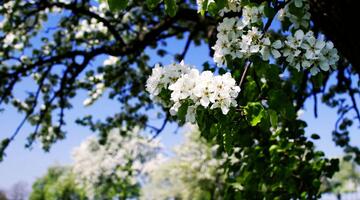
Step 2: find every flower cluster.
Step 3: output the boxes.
[36,125,65,150]
[278,0,311,29]
[219,0,242,16]
[282,30,339,75]
[212,2,339,75]
[197,0,242,15]
[82,56,120,106]
[146,62,240,123]
[83,74,105,107]
[213,5,274,66]
[72,128,161,199]
[75,18,108,39]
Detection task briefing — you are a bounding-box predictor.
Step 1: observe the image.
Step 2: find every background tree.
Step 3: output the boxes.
[30,166,86,200]
[71,128,161,199]
[7,182,28,200]
[0,189,7,200]
[142,127,228,200]
[321,156,360,200]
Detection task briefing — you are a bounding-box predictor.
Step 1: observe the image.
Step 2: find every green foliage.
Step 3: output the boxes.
[0,138,10,162]
[108,0,128,11]
[104,0,178,16]
[146,0,163,9]
[268,109,278,129]
[244,102,265,126]
[322,156,360,195]
[99,0,128,11]
[30,166,87,200]
[164,0,178,17]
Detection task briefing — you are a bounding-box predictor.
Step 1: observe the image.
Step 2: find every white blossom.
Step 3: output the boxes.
[146,62,240,122]
[260,38,282,61]
[72,128,161,199]
[146,61,191,99]
[75,17,108,45]
[212,4,339,75]
[278,0,311,29]
[213,17,264,66]
[103,56,119,66]
[83,74,105,107]
[213,5,266,67]
[196,0,215,13]
[242,5,264,25]
[282,30,339,75]
[219,0,242,16]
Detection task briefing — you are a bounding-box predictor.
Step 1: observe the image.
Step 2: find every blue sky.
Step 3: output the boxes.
[1,7,360,193]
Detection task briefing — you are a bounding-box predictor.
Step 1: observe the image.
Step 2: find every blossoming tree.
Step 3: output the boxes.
[1,0,360,198]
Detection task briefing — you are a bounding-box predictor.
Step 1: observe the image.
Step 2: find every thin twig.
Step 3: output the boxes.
[178,31,194,62]
[9,66,53,142]
[239,62,251,89]
[313,91,318,118]
[345,69,360,122]
[150,115,169,141]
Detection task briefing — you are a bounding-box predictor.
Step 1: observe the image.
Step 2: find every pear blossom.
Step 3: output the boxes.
[242,5,264,25]
[218,0,242,16]
[282,30,339,75]
[185,106,197,123]
[213,18,264,66]
[103,56,119,66]
[83,74,105,107]
[3,33,15,47]
[212,8,339,75]
[260,38,282,61]
[168,69,199,103]
[146,61,191,99]
[75,18,108,45]
[278,0,311,29]
[146,62,240,123]
[212,5,268,67]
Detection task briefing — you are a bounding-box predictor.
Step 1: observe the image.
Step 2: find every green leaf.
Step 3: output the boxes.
[207,1,219,16]
[215,0,227,10]
[310,133,320,140]
[177,102,188,124]
[164,0,178,17]
[245,102,265,126]
[269,144,278,153]
[268,109,278,129]
[107,0,128,11]
[146,0,163,9]
[0,138,10,162]
[263,3,274,18]
[198,0,208,15]
[209,123,219,140]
